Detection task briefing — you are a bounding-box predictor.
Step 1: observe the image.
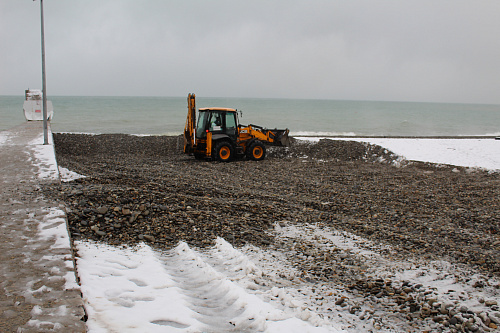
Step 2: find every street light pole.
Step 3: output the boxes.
[38,0,49,145]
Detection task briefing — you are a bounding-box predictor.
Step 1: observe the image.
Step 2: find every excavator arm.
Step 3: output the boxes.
[184,93,196,154]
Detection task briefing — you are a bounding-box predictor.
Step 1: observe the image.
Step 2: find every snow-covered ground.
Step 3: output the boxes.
[58,138,499,332]
[359,138,499,171]
[76,238,336,333]
[299,137,500,172]
[73,225,500,332]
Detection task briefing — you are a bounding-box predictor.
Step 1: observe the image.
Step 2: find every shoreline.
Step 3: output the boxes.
[43,132,500,172]
[49,131,499,140]
[296,135,499,139]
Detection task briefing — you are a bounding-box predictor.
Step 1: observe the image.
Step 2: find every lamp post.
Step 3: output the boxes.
[36,0,49,145]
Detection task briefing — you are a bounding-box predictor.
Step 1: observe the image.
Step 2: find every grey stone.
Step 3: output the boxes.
[96,206,108,214]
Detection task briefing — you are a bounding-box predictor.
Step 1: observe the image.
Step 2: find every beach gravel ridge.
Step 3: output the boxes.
[45,133,500,332]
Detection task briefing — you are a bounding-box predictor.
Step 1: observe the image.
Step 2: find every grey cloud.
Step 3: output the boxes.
[2,0,500,104]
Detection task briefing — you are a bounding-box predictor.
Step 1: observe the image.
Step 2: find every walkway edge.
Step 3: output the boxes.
[0,122,86,332]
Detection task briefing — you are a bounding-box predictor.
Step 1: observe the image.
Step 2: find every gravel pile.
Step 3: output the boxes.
[49,133,500,275]
[272,223,500,332]
[45,133,500,332]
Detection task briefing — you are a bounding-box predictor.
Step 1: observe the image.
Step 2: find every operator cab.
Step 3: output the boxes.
[196,108,238,141]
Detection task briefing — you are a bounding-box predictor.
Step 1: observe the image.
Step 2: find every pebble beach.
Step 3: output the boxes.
[46,133,500,332]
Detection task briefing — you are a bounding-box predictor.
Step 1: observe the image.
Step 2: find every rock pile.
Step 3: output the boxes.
[46,133,500,332]
[268,139,400,164]
[347,278,500,332]
[49,134,500,275]
[271,223,500,332]
[61,182,276,248]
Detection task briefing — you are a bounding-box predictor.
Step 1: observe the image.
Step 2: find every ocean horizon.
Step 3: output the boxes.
[2,95,499,137]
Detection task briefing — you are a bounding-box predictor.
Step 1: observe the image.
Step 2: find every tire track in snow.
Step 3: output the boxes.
[163,241,278,332]
[161,240,333,333]
[76,239,336,332]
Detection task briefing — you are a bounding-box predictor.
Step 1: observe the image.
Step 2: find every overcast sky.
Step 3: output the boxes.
[2,1,500,103]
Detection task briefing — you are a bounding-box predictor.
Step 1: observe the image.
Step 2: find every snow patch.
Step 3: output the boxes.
[76,240,340,332]
[59,166,86,182]
[35,206,79,290]
[30,133,59,180]
[298,137,500,171]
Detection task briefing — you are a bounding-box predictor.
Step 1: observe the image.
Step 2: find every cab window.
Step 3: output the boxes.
[209,112,223,131]
[196,111,209,138]
[225,112,236,130]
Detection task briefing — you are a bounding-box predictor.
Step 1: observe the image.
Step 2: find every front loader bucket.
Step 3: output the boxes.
[279,129,291,146]
[271,129,290,146]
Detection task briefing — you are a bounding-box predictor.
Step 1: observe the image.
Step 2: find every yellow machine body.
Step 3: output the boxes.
[183,93,289,162]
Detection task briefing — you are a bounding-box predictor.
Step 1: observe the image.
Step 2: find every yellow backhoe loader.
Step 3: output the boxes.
[184,93,290,162]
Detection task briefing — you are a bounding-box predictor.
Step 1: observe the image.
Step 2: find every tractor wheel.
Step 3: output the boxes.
[214,142,234,162]
[194,153,205,160]
[247,141,266,161]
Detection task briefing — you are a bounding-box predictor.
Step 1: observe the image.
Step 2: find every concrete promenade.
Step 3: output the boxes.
[0,122,86,332]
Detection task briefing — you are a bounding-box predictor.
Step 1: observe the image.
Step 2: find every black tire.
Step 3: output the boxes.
[214,142,234,162]
[194,153,205,160]
[246,141,266,161]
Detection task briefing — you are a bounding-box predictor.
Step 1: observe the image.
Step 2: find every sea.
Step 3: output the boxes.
[1,95,499,137]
